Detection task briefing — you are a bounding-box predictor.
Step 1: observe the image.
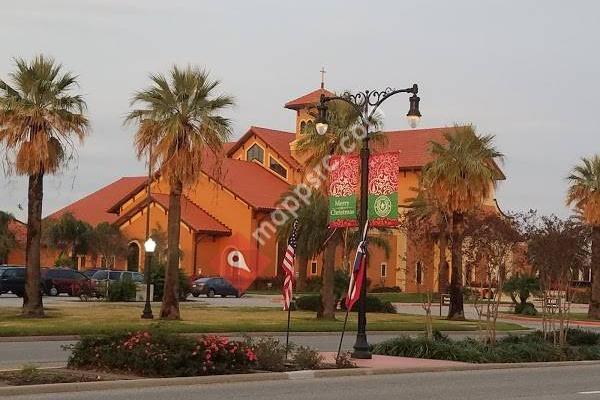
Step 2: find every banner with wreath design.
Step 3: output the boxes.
[328,154,359,228]
[368,152,400,227]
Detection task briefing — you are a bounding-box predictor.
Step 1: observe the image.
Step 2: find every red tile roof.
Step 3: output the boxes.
[46,177,147,226]
[202,156,291,210]
[226,126,301,170]
[151,194,231,235]
[284,88,335,110]
[8,219,26,244]
[383,127,451,170]
[383,127,505,179]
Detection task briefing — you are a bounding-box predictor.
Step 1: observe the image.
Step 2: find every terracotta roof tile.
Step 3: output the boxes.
[383,127,452,169]
[284,88,335,110]
[8,219,26,244]
[46,177,147,226]
[151,194,231,235]
[226,126,300,170]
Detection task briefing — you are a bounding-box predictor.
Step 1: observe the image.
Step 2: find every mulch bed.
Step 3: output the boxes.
[0,368,138,386]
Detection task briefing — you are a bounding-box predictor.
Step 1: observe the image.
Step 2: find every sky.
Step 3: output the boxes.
[0,0,599,221]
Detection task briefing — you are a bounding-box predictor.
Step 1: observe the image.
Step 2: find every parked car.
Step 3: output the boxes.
[41,268,92,297]
[81,268,101,278]
[0,265,26,297]
[191,277,242,298]
[90,270,145,297]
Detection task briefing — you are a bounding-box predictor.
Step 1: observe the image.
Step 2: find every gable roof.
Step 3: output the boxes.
[284,88,335,110]
[151,194,230,235]
[202,156,290,210]
[46,177,147,226]
[226,126,301,170]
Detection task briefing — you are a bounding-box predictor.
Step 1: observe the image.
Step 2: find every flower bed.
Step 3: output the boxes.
[372,329,600,363]
[68,330,256,377]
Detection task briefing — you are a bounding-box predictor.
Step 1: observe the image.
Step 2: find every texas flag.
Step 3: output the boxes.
[345,222,368,311]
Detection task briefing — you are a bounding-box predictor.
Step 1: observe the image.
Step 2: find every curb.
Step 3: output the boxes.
[0,330,532,343]
[2,360,600,396]
[498,314,600,327]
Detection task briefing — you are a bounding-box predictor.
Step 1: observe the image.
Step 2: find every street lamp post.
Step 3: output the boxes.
[141,237,157,319]
[316,84,422,359]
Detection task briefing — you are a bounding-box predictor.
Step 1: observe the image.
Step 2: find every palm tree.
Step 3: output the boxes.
[0,56,88,316]
[567,155,600,319]
[0,211,17,264]
[407,189,451,293]
[294,99,385,319]
[276,189,329,292]
[422,125,503,320]
[125,66,234,320]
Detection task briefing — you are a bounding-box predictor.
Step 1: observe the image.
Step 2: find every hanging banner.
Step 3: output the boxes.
[328,154,359,228]
[368,152,400,227]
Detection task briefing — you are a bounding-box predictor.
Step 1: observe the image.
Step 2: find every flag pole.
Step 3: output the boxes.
[285,303,292,360]
[336,307,351,363]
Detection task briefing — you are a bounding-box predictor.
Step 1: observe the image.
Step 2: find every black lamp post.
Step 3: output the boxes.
[141,237,156,319]
[316,84,422,359]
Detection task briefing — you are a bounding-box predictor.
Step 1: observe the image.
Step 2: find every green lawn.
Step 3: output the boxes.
[501,311,598,321]
[0,303,525,337]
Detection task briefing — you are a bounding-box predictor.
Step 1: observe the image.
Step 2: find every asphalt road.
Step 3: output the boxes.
[4,364,600,400]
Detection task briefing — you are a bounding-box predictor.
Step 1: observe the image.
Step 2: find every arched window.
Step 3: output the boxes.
[246,143,264,163]
[269,156,287,179]
[416,261,423,285]
[127,242,140,272]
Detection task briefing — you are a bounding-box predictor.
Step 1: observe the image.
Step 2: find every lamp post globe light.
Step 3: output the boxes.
[141,237,157,319]
[316,84,421,359]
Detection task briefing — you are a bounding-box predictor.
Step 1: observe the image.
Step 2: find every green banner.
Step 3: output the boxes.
[329,195,357,226]
[368,192,398,221]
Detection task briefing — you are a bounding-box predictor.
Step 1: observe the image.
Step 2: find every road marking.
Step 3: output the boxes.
[578,391,600,395]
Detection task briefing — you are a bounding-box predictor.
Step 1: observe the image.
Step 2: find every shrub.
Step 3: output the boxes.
[248,276,284,291]
[151,261,191,301]
[295,295,323,312]
[293,346,323,370]
[54,255,75,268]
[564,328,600,346]
[107,278,136,302]
[515,302,538,316]
[571,288,591,304]
[370,286,402,293]
[341,295,397,314]
[304,277,322,293]
[335,352,357,368]
[68,330,256,377]
[244,336,288,372]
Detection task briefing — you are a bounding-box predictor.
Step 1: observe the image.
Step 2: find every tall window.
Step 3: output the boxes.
[380,262,387,278]
[311,261,318,275]
[246,143,264,163]
[269,156,287,179]
[416,261,423,285]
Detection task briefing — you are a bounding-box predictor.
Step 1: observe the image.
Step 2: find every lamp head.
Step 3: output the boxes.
[407,93,421,128]
[144,237,157,253]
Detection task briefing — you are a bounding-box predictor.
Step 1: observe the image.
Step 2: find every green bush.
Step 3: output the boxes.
[296,294,396,313]
[151,261,191,301]
[292,346,323,370]
[243,336,288,372]
[68,330,256,377]
[54,255,75,268]
[304,277,322,293]
[107,278,136,302]
[372,329,600,363]
[295,295,323,312]
[515,302,538,316]
[341,295,397,314]
[370,286,402,293]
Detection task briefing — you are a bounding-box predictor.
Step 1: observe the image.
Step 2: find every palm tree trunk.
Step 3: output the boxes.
[438,232,449,294]
[160,179,182,320]
[23,173,44,317]
[447,211,465,320]
[589,226,600,319]
[319,238,336,320]
[297,255,308,292]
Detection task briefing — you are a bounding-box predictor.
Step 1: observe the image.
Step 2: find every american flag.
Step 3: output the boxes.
[346,222,368,311]
[282,220,299,311]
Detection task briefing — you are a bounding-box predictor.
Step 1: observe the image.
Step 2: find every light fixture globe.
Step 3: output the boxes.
[144,237,157,253]
[406,93,421,128]
[316,122,328,135]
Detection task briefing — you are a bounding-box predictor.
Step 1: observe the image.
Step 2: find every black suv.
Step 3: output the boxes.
[0,265,26,297]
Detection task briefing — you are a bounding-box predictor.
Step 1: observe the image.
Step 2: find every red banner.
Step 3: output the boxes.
[328,155,359,228]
